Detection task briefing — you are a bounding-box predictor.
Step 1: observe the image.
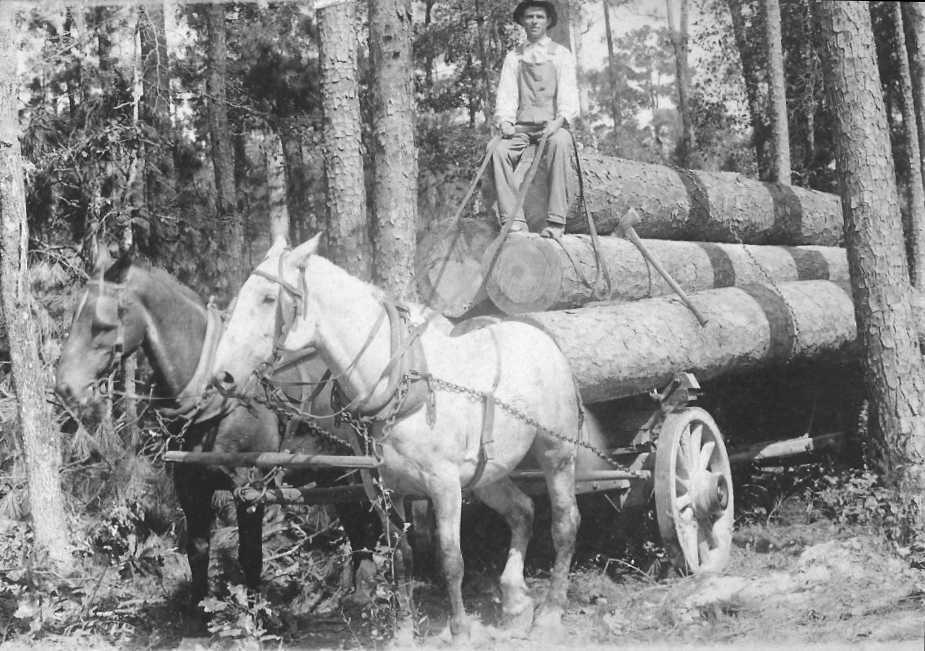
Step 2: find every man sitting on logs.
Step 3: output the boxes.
[491,0,579,238]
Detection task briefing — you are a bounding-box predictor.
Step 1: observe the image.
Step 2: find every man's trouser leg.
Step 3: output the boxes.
[545,129,573,227]
[490,134,531,228]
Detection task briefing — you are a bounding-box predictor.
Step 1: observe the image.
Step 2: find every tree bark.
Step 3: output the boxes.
[666,0,693,167]
[894,2,925,289]
[266,131,290,243]
[763,0,791,183]
[818,1,925,507]
[903,2,925,195]
[368,0,417,300]
[726,0,773,179]
[0,6,72,568]
[138,2,174,258]
[318,0,371,280]
[558,153,844,244]
[278,118,312,244]
[603,0,620,128]
[548,0,572,49]
[205,2,244,291]
[522,280,925,404]
[485,233,850,313]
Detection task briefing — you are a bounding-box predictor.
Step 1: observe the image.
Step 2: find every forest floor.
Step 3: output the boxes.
[2,461,925,650]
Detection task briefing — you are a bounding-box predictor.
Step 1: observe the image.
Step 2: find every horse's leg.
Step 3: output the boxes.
[472,477,535,630]
[531,440,579,630]
[335,500,381,604]
[235,501,264,591]
[429,472,469,638]
[173,465,216,607]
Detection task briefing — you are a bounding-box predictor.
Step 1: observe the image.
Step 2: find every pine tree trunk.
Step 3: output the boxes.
[726,0,773,179]
[485,233,850,314]
[523,280,895,404]
[666,0,693,167]
[818,0,925,511]
[603,0,621,128]
[138,2,174,256]
[763,0,791,183]
[206,3,244,292]
[278,119,313,243]
[0,7,72,568]
[318,0,371,280]
[368,0,417,300]
[549,0,572,49]
[266,132,290,243]
[892,2,925,289]
[903,3,925,195]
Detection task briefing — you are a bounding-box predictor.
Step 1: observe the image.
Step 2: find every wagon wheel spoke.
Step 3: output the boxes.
[678,520,700,568]
[698,440,716,472]
[677,427,692,475]
[689,424,703,470]
[675,445,691,479]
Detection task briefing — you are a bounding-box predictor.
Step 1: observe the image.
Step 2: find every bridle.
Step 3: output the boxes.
[247,250,428,423]
[80,278,128,380]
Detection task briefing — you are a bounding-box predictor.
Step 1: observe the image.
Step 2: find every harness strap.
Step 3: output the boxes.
[161,305,225,421]
[464,328,502,490]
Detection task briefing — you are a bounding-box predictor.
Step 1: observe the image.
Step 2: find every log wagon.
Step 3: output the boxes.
[168,151,883,575]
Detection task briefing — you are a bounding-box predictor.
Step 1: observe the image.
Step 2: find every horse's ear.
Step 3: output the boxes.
[103,247,133,282]
[289,232,322,267]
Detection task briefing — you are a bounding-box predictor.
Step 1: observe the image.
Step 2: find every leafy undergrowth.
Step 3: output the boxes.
[2,461,925,649]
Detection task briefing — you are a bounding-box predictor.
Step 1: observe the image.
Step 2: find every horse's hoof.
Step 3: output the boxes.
[529,607,565,641]
[450,615,472,641]
[500,603,534,639]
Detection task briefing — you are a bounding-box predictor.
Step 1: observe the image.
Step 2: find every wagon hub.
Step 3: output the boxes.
[691,470,729,519]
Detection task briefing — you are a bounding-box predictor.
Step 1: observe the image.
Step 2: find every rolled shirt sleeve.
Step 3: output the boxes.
[555,46,580,126]
[494,51,520,127]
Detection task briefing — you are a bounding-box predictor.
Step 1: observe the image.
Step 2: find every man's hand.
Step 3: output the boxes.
[541,117,566,139]
[500,121,516,138]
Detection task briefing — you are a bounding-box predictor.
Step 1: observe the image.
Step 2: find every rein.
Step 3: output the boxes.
[250,254,433,428]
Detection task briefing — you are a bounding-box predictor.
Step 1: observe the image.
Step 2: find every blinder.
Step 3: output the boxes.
[252,248,308,346]
[85,280,127,370]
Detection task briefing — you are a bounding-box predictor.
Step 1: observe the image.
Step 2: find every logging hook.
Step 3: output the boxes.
[617,207,709,327]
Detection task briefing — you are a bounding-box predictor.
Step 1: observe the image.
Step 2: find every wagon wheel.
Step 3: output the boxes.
[654,407,733,574]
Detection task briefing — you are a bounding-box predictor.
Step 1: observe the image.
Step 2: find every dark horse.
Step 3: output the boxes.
[53,251,380,607]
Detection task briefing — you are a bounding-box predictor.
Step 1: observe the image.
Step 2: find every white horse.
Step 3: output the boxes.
[211,234,582,638]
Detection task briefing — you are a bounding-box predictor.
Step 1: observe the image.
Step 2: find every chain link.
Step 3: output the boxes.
[728,221,803,352]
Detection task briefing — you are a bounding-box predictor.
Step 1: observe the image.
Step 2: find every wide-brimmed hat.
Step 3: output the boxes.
[513,1,558,29]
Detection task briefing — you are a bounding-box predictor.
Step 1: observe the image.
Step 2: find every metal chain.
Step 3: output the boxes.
[232,368,623,470]
[727,221,803,352]
[418,373,621,468]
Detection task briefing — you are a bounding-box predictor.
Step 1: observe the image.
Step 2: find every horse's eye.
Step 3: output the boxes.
[262,293,276,304]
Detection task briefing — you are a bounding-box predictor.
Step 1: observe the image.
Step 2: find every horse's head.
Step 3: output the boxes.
[212,233,321,393]
[54,250,148,412]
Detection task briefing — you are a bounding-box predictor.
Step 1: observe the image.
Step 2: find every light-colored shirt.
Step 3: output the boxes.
[493,36,580,127]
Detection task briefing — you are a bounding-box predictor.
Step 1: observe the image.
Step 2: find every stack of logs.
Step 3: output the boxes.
[420,152,924,407]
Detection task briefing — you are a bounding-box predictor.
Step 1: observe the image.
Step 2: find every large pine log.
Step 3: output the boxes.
[517,280,925,404]
[485,233,849,313]
[524,152,844,245]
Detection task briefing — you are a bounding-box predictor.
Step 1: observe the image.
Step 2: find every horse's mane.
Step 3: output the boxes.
[113,259,204,306]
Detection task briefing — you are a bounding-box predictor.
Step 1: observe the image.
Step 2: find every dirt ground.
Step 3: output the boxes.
[2,464,924,650]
